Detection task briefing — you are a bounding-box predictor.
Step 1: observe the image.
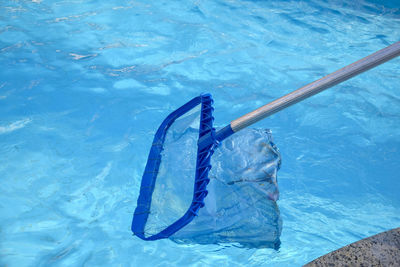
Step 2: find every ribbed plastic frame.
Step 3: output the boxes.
[131,94,218,240]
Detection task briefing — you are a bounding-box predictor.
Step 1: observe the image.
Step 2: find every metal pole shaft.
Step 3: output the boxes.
[230,41,400,132]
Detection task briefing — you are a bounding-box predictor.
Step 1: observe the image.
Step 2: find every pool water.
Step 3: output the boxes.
[1,0,399,266]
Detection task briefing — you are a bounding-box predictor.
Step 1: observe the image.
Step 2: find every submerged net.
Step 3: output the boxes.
[171,128,282,248]
[133,95,282,249]
[144,105,201,236]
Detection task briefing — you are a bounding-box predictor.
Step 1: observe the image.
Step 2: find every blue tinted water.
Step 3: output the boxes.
[1,0,399,266]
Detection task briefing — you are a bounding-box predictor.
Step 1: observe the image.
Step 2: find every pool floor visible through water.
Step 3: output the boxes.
[0,0,399,266]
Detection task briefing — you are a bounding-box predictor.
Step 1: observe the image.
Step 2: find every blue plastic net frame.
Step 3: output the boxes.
[131,94,218,240]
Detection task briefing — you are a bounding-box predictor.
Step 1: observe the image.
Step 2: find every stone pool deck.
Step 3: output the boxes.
[304,227,400,266]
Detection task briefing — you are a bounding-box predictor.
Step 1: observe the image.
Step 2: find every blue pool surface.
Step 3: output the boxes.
[1,0,399,266]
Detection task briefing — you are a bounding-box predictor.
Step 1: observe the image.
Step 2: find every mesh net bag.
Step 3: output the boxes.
[132,95,282,249]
